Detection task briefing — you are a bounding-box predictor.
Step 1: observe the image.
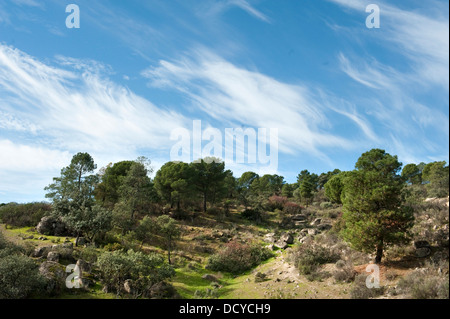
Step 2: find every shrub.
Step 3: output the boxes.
[333,260,356,283]
[267,196,288,211]
[0,202,52,228]
[0,233,46,299]
[290,243,340,281]
[0,254,46,299]
[398,264,449,299]
[320,202,333,209]
[282,202,303,215]
[350,274,385,299]
[241,209,262,222]
[96,249,175,297]
[207,241,273,275]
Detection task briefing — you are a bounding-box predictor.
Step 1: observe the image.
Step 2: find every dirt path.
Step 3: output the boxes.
[221,250,353,299]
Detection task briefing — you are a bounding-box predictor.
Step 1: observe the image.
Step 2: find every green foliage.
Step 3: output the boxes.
[291,244,340,280]
[251,174,285,197]
[207,241,273,275]
[45,153,112,245]
[318,169,341,189]
[422,161,449,197]
[0,202,51,227]
[155,215,181,264]
[240,208,263,222]
[0,233,45,299]
[96,249,175,298]
[340,149,414,263]
[324,173,347,204]
[237,171,259,208]
[0,254,46,299]
[402,163,424,185]
[296,170,317,205]
[190,157,228,212]
[281,184,294,198]
[94,160,135,208]
[154,161,193,211]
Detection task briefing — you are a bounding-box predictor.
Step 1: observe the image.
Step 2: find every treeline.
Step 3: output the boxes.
[1,149,448,263]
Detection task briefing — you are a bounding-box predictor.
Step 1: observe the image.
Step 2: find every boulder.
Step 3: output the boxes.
[308,229,318,236]
[32,246,52,258]
[317,224,332,231]
[279,233,294,245]
[148,281,179,299]
[292,214,307,221]
[264,233,276,243]
[310,218,322,227]
[37,216,67,236]
[47,251,60,262]
[202,274,219,282]
[39,261,67,295]
[299,236,312,244]
[274,241,288,250]
[123,279,134,294]
[76,259,92,274]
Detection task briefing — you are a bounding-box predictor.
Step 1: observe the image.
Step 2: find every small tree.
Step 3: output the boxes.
[324,173,347,204]
[422,161,449,198]
[340,149,414,264]
[156,215,180,265]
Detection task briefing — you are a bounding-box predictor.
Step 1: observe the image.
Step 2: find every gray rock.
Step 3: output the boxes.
[32,246,52,258]
[124,279,134,294]
[264,233,276,243]
[202,274,219,282]
[310,218,322,227]
[76,259,92,274]
[317,224,332,231]
[292,214,307,221]
[37,216,67,236]
[274,241,288,250]
[47,251,60,262]
[39,261,66,295]
[280,233,294,245]
[308,229,318,236]
[415,247,432,258]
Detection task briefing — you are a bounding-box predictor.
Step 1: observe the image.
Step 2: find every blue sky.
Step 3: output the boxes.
[0,0,448,203]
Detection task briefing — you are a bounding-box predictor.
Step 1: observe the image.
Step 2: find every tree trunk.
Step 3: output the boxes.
[75,232,80,247]
[375,242,383,264]
[203,193,207,212]
[168,246,171,265]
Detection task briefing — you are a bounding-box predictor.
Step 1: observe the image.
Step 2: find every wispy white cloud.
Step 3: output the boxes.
[196,0,270,23]
[328,0,449,164]
[0,44,190,199]
[329,0,449,89]
[143,48,368,164]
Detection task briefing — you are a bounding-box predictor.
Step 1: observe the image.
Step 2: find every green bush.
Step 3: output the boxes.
[207,241,273,275]
[320,202,333,209]
[0,233,46,299]
[96,249,175,297]
[0,202,52,227]
[241,209,262,222]
[291,244,340,281]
